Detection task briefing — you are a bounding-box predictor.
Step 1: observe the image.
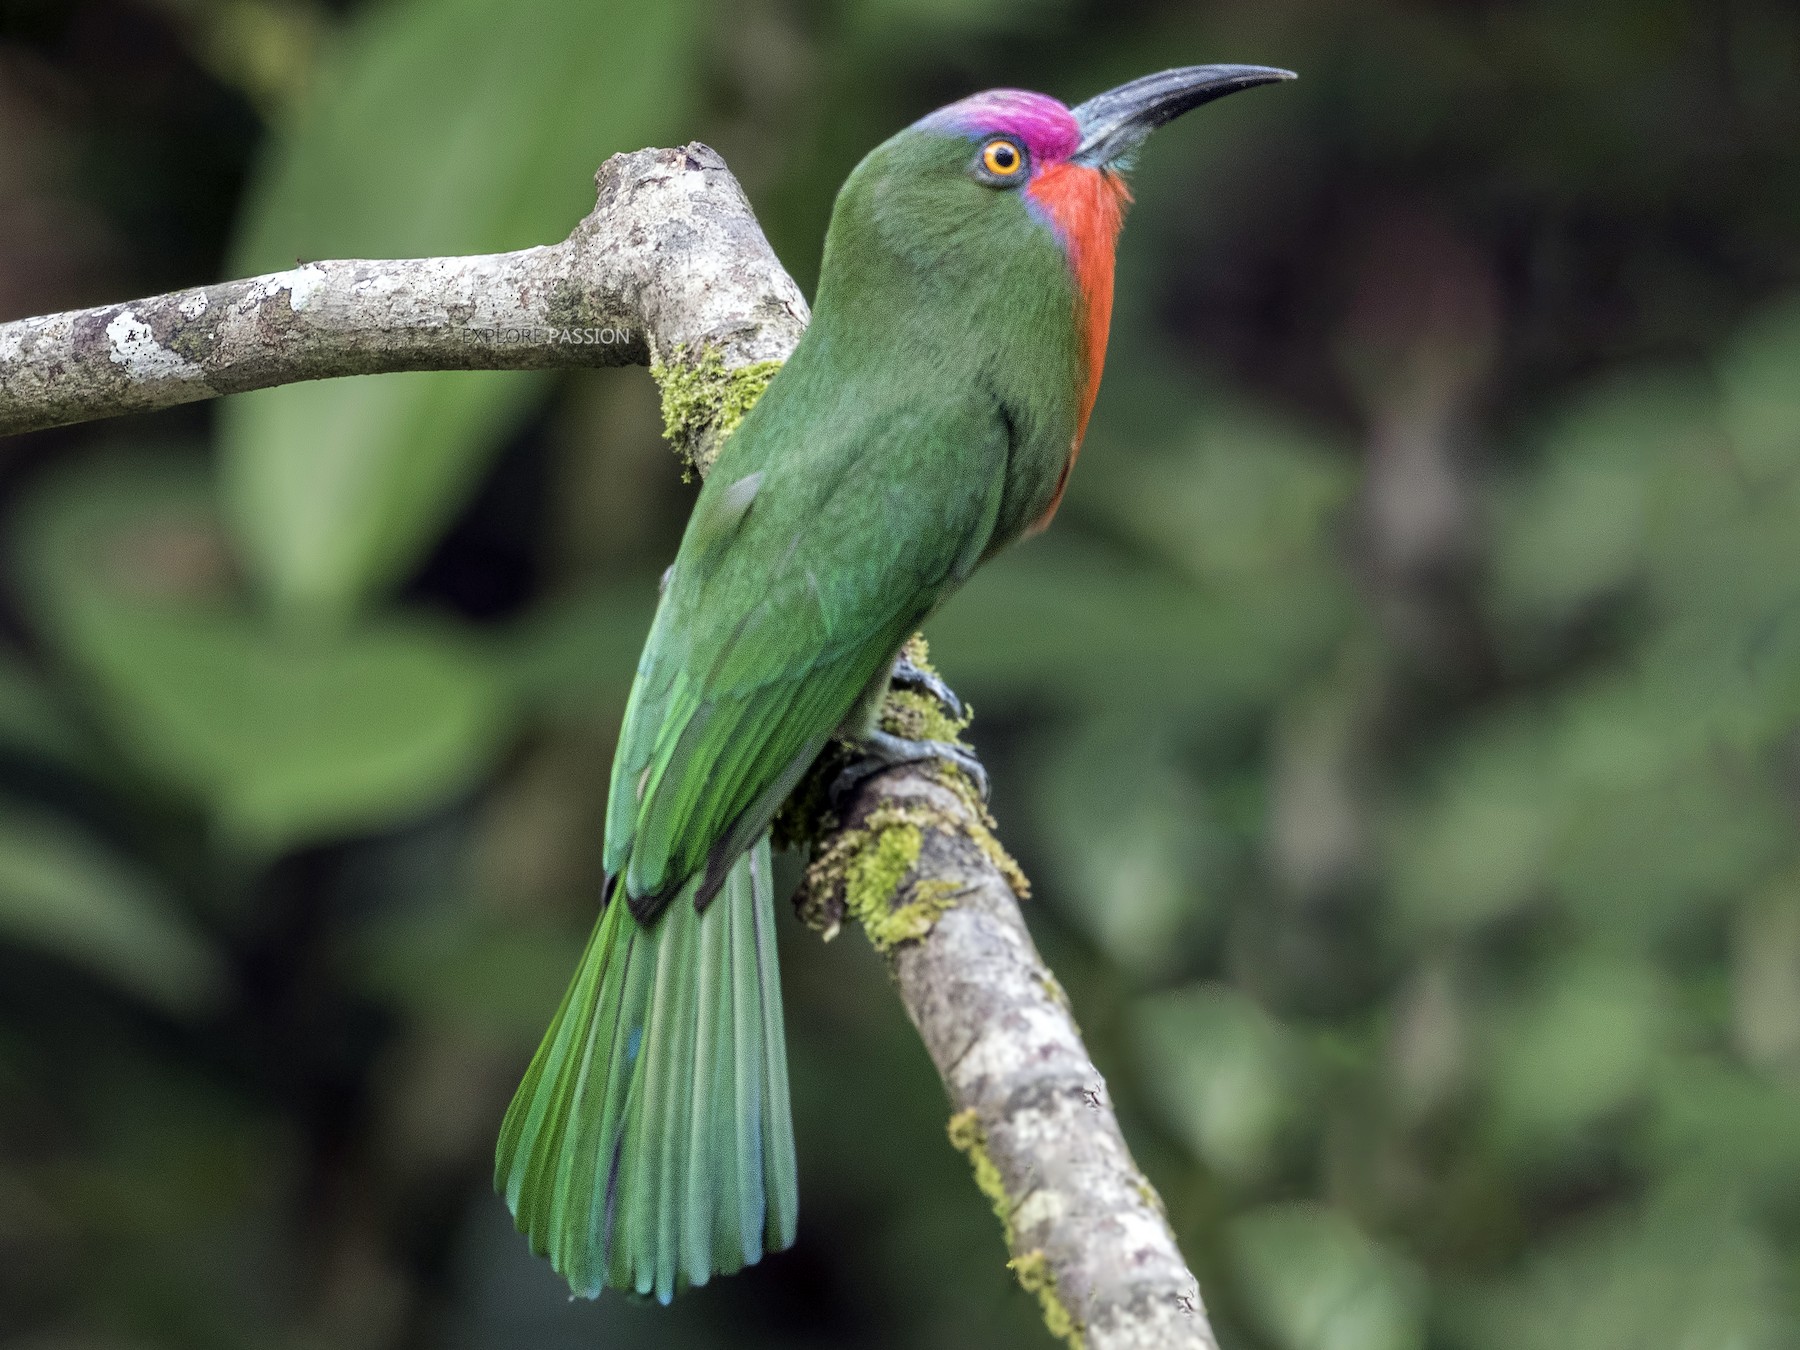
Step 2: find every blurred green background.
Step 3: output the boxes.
[3,0,1800,1346]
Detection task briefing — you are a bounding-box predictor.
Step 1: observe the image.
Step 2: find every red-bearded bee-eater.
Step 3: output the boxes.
[496,64,1295,1301]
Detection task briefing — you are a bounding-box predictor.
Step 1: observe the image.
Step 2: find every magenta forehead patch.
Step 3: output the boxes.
[915,88,1080,164]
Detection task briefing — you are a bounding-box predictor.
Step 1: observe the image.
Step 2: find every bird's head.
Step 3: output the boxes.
[833,66,1292,268]
[818,66,1293,437]
[911,63,1294,233]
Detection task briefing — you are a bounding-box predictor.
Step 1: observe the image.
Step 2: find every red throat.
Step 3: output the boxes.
[1025,162,1131,531]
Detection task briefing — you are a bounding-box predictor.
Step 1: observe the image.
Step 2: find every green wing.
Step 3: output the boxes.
[604,390,1008,915]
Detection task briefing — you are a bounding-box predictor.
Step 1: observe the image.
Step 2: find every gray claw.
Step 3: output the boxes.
[830,728,990,808]
[890,654,965,720]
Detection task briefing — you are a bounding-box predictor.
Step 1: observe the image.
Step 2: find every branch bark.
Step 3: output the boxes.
[0,142,1215,1350]
[0,143,808,447]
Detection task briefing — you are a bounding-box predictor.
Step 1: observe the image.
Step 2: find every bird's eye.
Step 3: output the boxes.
[980,138,1025,179]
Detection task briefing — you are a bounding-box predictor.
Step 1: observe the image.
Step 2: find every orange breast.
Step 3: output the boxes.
[1024,162,1130,533]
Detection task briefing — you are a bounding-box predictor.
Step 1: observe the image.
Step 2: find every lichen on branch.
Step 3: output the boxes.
[947,1108,1085,1347]
[650,341,783,477]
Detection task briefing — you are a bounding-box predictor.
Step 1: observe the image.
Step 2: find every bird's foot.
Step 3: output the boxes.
[829,728,990,808]
[889,653,964,720]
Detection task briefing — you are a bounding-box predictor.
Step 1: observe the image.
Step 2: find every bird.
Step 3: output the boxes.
[495,63,1294,1303]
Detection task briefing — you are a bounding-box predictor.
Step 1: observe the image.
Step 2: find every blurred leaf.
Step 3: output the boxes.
[1231,1203,1426,1350]
[1266,653,1377,900]
[1130,984,1309,1184]
[1719,293,1800,482]
[1732,872,1800,1076]
[847,0,1068,39]
[1643,1057,1800,1203]
[1029,715,1218,979]
[349,905,584,1042]
[151,0,326,117]
[1485,953,1670,1157]
[0,646,97,772]
[1384,961,1470,1122]
[1458,1189,1789,1350]
[86,612,510,855]
[1488,372,1715,630]
[10,449,234,624]
[1548,731,1788,941]
[219,0,700,621]
[494,578,660,718]
[1387,716,1553,937]
[13,454,514,855]
[925,533,1348,718]
[1087,399,1353,593]
[0,808,222,1012]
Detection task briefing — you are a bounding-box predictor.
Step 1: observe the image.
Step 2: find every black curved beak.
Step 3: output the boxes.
[1071,64,1295,168]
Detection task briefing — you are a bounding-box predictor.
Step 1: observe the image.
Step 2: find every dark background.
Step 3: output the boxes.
[3,1,1800,1347]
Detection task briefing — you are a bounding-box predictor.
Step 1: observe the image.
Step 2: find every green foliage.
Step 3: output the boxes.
[1231,1204,1426,1350]
[1131,985,1310,1186]
[11,455,512,855]
[1720,298,1800,479]
[9,3,1800,1348]
[1458,1188,1788,1350]
[0,810,222,1012]
[219,0,700,622]
[1485,954,1670,1156]
[0,646,96,772]
[1029,715,1218,978]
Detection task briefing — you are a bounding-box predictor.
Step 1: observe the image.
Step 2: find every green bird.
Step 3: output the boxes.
[496,63,1293,1301]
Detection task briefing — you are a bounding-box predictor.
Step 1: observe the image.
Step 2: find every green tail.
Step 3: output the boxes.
[495,835,797,1302]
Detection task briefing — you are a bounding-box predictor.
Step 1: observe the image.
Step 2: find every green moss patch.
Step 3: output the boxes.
[650,342,782,476]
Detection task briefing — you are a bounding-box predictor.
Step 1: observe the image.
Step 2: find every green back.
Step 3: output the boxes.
[606,124,1088,917]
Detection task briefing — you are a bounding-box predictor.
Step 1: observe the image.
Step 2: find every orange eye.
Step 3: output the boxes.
[981,138,1024,177]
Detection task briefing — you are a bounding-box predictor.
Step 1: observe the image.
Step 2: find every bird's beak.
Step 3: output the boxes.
[1071,65,1295,168]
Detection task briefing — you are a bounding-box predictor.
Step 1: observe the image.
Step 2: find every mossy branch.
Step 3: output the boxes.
[951,1108,1085,1348]
[651,342,783,477]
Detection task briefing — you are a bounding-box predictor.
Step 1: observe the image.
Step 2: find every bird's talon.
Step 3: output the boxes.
[889,654,965,720]
[829,729,989,808]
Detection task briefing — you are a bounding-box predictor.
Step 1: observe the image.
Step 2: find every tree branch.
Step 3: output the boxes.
[0,143,808,448]
[0,142,1215,1350]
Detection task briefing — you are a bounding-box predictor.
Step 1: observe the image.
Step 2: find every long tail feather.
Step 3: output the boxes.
[495,835,796,1301]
